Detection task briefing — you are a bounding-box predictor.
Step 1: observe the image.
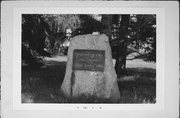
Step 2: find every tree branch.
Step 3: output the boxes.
[126,47,146,60]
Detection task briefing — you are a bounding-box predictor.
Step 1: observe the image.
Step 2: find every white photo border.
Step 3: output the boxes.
[2,1,179,118]
[12,6,165,111]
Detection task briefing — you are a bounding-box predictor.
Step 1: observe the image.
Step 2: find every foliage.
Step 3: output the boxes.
[22,14,81,67]
[110,14,156,62]
[22,14,156,69]
[22,14,51,67]
[22,14,50,53]
[128,15,156,62]
[36,14,81,54]
[75,15,105,35]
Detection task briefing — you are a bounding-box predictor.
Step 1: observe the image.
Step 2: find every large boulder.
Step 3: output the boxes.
[60,34,120,102]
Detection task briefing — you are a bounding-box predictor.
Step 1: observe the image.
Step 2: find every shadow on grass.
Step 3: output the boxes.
[22,60,156,103]
[127,67,156,79]
[22,61,66,103]
[118,68,156,103]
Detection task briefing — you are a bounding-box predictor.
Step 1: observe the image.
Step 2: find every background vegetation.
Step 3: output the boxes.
[22,14,156,75]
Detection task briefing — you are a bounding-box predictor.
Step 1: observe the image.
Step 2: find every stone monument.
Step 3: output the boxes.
[60,34,120,102]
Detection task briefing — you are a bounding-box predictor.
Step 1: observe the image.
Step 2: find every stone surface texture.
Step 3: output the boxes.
[60,34,120,102]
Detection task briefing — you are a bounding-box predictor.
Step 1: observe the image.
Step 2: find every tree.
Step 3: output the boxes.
[43,14,81,54]
[101,15,113,37]
[128,15,156,62]
[114,15,130,75]
[101,14,156,76]
[22,14,51,68]
[76,15,105,35]
[101,15,130,75]
[22,14,50,54]
[22,14,81,67]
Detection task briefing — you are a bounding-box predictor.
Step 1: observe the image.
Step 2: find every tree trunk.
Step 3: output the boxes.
[101,15,113,37]
[101,15,130,76]
[115,15,130,76]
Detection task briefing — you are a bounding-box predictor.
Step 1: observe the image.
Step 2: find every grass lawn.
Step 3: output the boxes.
[22,55,156,103]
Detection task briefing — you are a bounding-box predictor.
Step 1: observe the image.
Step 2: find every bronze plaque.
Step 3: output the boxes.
[73,49,105,71]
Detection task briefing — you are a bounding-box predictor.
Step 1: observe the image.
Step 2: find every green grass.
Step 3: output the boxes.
[22,56,156,103]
